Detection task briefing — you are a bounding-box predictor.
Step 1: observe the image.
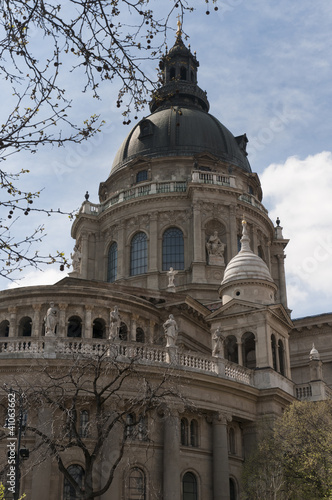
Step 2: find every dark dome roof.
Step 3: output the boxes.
[111,106,251,174]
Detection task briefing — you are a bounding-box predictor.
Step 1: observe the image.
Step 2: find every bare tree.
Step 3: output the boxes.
[1,349,190,499]
[0,0,219,279]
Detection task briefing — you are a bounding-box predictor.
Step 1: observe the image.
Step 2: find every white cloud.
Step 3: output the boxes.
[7,268,68,290]
[261,151,332,318]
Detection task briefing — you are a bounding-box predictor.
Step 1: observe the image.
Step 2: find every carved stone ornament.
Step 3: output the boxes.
[206,231,225,265]
[44,302,58,337]
[163,314,178,347]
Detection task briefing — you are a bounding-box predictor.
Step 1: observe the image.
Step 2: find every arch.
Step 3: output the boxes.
[181,417,189,446]
[79,410,89,438]
[136,327,145,343]
[225,335,238,364]
[170,67,176,80]
[92,318,106,339]
[229,477,237,500]
[63,464,85,500]
[18,316,32,337]
[130,232,148,276]
[182,471,198,500]
[127,467,146,500]
[229,427,236,454]
[119,322,128,341]
[162,227,184,271]
[0,320,9,337]
[190,419,198,447]
[271,334,277,370]
[107,242,118,283]
[67,316,82,338]
[242,332,256,369]
[278,339,285,376]
[180,66,187,80]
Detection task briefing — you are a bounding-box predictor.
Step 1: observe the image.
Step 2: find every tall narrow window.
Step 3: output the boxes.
[271,334,277,370]
[130,232,148,276]
[92,318,106,339]
[119,322,128,341]
[190,420,198,447]
[180,67,187,80]
[79,410,89,438]
[242,332,256,369]
[181,418,188,446]
[67,316,82,338]
[136,328,145,343]
[278,340,285,376]
[18,317,32,337]
[229,478,237,500]
[183,472,197,500]
[162,227,184,271]
[107,242,117,283]
[63,464,85,500]
[128,468,146,500]
[229,427,236,454]
[0,320,9,337]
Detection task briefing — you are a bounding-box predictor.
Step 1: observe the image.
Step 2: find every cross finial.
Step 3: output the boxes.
[176,14,182,38]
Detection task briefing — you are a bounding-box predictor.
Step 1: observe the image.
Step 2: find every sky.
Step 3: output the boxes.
[1,0,332,320]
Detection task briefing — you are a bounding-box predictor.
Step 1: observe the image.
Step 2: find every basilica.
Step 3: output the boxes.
[0,26,331,500]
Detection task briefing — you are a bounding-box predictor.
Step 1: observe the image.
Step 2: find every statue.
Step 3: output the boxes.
[163,314,178,347]
[45,302,58,336]
[212,327,224,358]
[167,267,178,288]
[71,244,82,273]
[206,231,225,265]
[109,306,121,341]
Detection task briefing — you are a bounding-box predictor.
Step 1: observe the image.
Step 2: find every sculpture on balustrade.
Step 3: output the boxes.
[206,231,225,265]
[71,244,82,273]
[163,314,178,347]
[212,327,225,358]
[109,306,121,341]
[167,267,178,289]
[44,302,58,336]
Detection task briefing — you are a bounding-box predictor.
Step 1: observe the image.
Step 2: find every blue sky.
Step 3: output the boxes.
[2,1,332,320]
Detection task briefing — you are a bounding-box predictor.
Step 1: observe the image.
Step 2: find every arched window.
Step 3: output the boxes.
[136,327,145,343]
[92,318,106,339]
[271,334,277,370]
[107,242,118,283]
[18,317,32,337]
[162,227,184,271]
[225,336,238,364]
[242,332,256,369]
[136,170,148,183]
[128,468,146,500]
[79,410,89,438]
[229,427,236,454]
[126,413,136,439]
[119,322,128,341]
[229,478,237,500]
[170,67,176,80]
[0,320,9,337]
[63,464,85,500]
[180,66,187,80]
[130,232,148,276]
[182,472,197,500]
[190,420,198,447]
[278,339,285,376]
[181,418,188,446]
[67,316,82,338]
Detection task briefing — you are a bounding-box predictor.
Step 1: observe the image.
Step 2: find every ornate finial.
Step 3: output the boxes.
[240,217,251,252]
[85,191,89,201]
[310,343,320,361]
[176,14,182,38]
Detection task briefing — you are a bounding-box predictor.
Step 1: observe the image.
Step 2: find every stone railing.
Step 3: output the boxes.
[238,194,268,214]
[191,170,236,188]
[0,338,253,386]
[295,384,312,400]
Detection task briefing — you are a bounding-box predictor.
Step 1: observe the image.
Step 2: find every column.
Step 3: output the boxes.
[130,314,138,342]
[192,202,204,262]
[277,254,288,308]
[237,340,243,366]
[8,307,17,337]
[31,408,52,500]
[252,227,258,254]
[149,214,158,272]
[58,304,67,338]
[148,320,156,344]
[80,232,89,279]
[163,409,181,500]
[228,205,238,259]
[117,223,125,279]
[32,304,42,337]
[85,305,93,339]
[213,412,232,500]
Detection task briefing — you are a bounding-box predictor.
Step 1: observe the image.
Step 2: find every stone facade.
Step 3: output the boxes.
[0,31,331,500]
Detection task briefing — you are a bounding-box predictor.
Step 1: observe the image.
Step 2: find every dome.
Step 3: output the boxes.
[221,221,274,286]
[111,34,251,175]
[111,106,251,174]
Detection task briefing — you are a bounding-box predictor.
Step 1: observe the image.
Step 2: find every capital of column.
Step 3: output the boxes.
[213,411,232,425]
